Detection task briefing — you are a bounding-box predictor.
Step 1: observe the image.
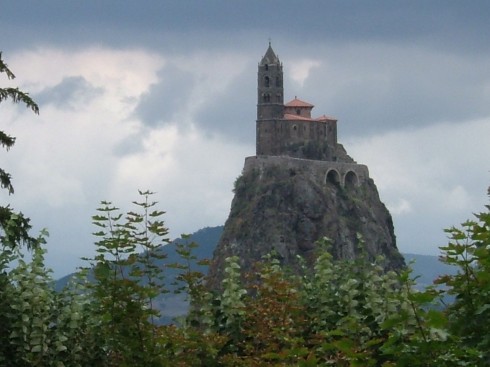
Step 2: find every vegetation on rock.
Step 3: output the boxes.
[209,163,405,290]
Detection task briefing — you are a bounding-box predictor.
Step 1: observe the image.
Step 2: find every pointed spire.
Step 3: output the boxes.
[260,42,280,65]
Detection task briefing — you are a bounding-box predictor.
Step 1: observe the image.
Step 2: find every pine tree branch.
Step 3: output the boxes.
[0,52,15,80]
[0,87,39,114]
[0,130,16,150]
[0,168,14,194]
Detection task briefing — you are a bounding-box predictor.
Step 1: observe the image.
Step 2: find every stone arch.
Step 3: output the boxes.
[326,169,340,185]
[265,76,270,87]
[344,170,359,188]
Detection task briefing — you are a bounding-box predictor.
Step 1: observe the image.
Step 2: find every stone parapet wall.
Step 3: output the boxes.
[244,155,369,187]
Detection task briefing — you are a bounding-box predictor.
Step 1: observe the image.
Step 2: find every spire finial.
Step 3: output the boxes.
[268,37,271,46]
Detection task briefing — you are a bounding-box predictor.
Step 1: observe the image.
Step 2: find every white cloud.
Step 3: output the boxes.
[110,124,250,237]
[387,198,412,216]
[288,59,321,88]
[9,47,163,95]
[2,46,253,277]
[345,118,490,255]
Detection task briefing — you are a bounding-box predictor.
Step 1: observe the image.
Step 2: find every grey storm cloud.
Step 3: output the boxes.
[35,76,103,110]
[281,46,490,137]
[112,134,146,157]
[3,1,490,56]
[133,64,196,127]
[194,64,256,143]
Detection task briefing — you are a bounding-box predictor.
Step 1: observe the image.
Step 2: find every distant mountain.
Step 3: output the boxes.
[55,225,457,319]
[54,225,223,292]
[404,253,457,289]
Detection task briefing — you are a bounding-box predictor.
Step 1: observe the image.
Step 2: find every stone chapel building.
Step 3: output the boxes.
[249,43,368,189]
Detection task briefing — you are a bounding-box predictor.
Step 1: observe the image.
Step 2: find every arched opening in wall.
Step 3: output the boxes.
[276,76,281,87]
[344,171,359,188]
[265,76,270,87]
[326,169,340,186]
[291,124,298,138]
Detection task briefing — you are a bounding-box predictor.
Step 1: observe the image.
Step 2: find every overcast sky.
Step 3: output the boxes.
[2,1,489,277]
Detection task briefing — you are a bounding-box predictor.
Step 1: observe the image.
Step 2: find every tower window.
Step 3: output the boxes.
[276,77,281,87]
[263,94,270,102]
[265,64,268,71]
[265,76,270,87]
[296,109,301,115]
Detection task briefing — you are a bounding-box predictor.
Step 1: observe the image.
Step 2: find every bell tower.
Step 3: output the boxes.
[257,42,284,121]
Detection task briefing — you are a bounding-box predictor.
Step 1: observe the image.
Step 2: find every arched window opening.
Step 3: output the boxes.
[263,94,270,103]
[296,109,301,115]
[265,76,270,87]
[326,169,340,185]
[265,64,269,71]
[276,94,282,102]
[344,171,359,188]
[276,76,281,87]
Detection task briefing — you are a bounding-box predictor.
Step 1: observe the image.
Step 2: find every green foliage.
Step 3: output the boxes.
[184,223,488,366]
[84,190,171,366]
[1,188,489,366]
[0,231,89,367]
[1,51,40,251]
[0,52,39,116]
[0,207,40,250]
[436,193,490,364]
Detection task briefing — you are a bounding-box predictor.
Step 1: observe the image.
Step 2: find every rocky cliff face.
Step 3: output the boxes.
[207,157,405,290]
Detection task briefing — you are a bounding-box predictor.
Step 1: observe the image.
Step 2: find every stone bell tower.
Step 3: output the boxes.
[257,42,284,120]
[256,43,284,155]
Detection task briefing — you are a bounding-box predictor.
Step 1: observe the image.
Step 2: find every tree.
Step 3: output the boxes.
[436,186,490,364]
[0,52,40,250]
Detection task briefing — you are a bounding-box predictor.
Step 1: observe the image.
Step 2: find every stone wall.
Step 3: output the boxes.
[244,155,369,188]
[256,118,338,158]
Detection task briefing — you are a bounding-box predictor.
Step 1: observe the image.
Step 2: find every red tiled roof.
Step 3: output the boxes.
[315,114,337,122]
[284,97,314,108]
[284,113,337,122]
[284,113,314,121]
